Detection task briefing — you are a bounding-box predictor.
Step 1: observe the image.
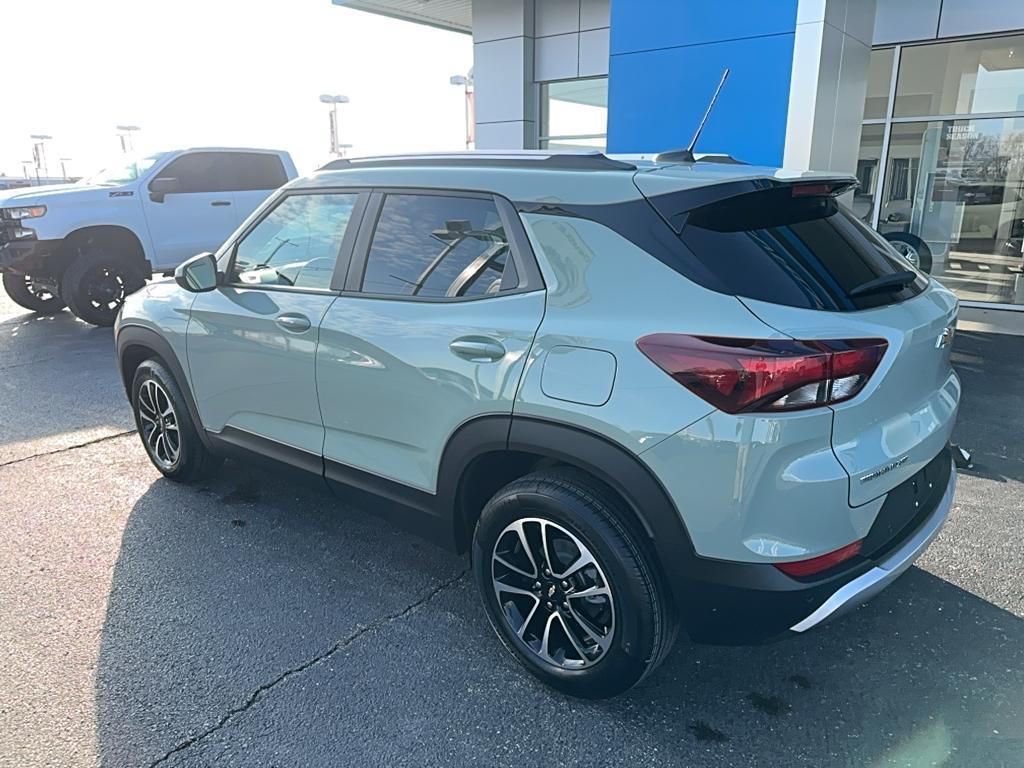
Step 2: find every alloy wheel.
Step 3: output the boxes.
[23,275,61,305]
[491,517,615,669]
[137,379,181,470]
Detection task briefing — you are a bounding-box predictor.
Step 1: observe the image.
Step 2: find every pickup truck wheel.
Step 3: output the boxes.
[2,272,66,313]
[62,251,144,327]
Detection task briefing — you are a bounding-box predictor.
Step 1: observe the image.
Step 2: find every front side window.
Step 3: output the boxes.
[361,194,514,299]
[230,193,359,290]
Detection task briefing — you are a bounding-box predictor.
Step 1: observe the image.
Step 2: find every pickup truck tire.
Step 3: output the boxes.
[62,249,145,327]
[2,272,66,313]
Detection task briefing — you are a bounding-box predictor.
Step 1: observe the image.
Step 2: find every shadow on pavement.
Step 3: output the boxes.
[94,463,1024,767]
[951,331,1024,485]
[0,310,130,461]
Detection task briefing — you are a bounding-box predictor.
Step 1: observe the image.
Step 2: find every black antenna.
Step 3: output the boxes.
[655,68,731,164]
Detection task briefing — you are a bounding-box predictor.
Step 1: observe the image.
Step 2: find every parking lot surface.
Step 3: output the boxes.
[1,293,1022,767]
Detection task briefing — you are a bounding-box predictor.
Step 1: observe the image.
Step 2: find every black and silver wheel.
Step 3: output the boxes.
[2,271,66,313]
[491,518,615,669]
[137,378,181,472]
[473,469,675,698]
[62,250,144,327]
[131,359,223,482]
[884,232,933,273]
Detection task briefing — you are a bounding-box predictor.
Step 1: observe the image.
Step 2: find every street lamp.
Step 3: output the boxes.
[319,94,351,158]
[30,135,52,180]
[116,125,141,154]
[59,157,72,180]
[450,71,474,150]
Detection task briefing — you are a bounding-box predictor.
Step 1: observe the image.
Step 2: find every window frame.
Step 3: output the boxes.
[222,187,371,295]
[339,187,544,303]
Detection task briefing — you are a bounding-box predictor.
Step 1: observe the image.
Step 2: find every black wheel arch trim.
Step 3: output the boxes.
[115,324,213,451]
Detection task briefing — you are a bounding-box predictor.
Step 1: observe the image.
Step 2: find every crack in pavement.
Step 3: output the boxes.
[0,430,135,468]
[148,567,470,767]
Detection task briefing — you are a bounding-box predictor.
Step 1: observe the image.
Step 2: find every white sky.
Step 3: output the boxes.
[0,0,472,179]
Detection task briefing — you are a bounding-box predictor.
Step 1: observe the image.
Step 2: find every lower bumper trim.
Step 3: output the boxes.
[789,458,957,633]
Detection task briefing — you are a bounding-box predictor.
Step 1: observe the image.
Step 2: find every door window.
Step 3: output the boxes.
[362,194,515,298]
[150,152,287,194]
[230,193,359,290]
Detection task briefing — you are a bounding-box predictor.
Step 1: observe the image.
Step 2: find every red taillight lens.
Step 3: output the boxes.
[636,334,887,414]
[773,540,863,577]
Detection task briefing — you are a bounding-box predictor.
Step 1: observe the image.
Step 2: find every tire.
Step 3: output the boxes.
[472,468,676,698]
[2,271,66,313]
[131,359,223,482]
[884,232,933,273]
[62,248,145,327]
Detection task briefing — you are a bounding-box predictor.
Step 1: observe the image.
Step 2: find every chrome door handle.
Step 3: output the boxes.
[449,337,506,362]
[275,313,311,333]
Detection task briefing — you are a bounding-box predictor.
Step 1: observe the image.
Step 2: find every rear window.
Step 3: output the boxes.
[677,187,927,311]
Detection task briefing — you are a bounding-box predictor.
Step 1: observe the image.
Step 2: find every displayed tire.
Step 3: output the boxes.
[473,468,676,699]
[2,271,66,313]
[884,232,933,273]
[131,359,224,482]
[61,249,145,327]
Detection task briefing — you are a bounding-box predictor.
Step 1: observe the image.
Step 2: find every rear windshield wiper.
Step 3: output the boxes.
[849,270,917,298]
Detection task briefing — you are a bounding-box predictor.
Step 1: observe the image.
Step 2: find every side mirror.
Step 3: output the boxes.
[149,177,180,203]
[174,252,219,293]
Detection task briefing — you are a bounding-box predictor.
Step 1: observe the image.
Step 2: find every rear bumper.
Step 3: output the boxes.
[681,448,955,644]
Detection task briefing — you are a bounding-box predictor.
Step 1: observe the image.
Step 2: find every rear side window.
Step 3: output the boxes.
[220,152,288,191]
[677,188,927,311]
[361,194,516,299]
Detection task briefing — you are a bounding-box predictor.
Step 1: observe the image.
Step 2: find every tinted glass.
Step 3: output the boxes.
[152,152,225,193]
[678,188,927,310]
[222,152,288,190]
[362,194,512,298]
[863,47,894,120]
[231,193,358,290]
[151,152,286,193]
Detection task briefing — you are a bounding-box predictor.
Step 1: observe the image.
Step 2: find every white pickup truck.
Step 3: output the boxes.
[0,147,297,325]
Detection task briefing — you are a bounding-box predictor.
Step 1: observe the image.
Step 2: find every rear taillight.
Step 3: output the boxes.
[773,540,862,578]
[636,334,887,414]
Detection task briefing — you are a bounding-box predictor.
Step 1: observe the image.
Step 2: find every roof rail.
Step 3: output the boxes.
[318,151,636,172]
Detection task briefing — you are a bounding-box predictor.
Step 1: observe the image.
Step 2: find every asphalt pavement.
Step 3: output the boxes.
[0,294,1021,767]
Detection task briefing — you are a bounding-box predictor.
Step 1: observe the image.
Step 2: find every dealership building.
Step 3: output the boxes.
[336,0,1024,319]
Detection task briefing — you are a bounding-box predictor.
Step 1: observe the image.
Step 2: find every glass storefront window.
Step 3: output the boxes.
[863,48,895,120]
[539,77,608,150]
[894,34,1024,118]
[874,117,1024,304]
[853,124,885,224]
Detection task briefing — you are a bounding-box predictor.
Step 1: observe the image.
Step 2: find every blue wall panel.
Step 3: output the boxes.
[607,0,799,166]
[610,0,798,54]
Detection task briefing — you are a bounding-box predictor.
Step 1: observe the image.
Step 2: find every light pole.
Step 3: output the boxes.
[59,157,72,180]
[450,71,474,150]
[116,125,141,154]
[21,161,33,181]
[30,134,52,179]
[319,94,351,158]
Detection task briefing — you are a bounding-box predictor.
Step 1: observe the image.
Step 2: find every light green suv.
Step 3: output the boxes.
[115,151,960,698]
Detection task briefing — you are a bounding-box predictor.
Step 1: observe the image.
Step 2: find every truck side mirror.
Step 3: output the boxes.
[174,252,219,292]
[149,177,181,203]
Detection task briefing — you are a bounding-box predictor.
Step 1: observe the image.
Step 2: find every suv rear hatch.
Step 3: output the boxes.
[635,169,960,506]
